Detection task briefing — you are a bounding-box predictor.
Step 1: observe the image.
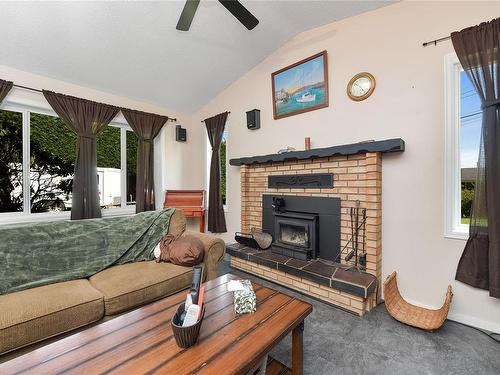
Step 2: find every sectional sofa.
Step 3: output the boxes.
[0,210,225,356]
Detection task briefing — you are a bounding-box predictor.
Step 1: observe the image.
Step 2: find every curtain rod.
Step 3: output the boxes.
[201,111,231,123]
[13,84,43,93]
[422,35,451,47]
[12,83,177,122]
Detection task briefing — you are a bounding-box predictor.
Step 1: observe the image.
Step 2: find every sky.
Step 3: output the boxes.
[460,71,482,168]
[274,55,325,92]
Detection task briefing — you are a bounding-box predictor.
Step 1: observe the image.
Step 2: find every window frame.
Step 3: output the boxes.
[444,53,471,240]
[97,121,137,215]
[205,127,228,212]
[0,100,136,225]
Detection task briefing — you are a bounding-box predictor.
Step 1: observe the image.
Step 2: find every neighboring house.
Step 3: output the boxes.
[461,167,477,183]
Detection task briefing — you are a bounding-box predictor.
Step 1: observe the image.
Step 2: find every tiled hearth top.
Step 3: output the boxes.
[229,138,404,166]
[227,243,377,299]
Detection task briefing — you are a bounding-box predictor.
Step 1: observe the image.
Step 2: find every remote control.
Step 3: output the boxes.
[182,304,200,327]
[190,265,203,304]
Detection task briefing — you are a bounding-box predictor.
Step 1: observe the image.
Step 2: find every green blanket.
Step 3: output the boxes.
[0,208,175,295]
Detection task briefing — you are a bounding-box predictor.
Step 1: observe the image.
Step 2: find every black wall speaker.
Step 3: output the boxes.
[246,109,260,130]
[176,125,187,142]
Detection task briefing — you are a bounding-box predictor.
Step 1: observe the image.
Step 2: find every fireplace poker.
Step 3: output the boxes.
[354,206,359,266]
[358,208,367,267]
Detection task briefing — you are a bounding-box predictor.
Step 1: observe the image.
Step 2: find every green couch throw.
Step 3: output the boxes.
[0,208,175,295]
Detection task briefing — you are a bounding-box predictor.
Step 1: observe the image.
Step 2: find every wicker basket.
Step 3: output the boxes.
[171,303,205,348]
[383,271,453,331]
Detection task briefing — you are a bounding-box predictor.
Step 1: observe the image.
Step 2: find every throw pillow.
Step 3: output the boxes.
[156,234,205,267]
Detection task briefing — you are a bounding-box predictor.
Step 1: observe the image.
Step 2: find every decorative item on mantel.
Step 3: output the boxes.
[277,146,296,154]
[305,137,311,150]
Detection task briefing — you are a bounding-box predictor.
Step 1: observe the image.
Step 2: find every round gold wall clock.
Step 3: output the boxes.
[347,72,376,101]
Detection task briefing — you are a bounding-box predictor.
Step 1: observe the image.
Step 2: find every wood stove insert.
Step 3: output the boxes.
[263,195,340,262]
[272,211,318,260]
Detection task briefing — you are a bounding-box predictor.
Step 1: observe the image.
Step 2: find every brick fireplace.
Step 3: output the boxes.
[227,139,404,315]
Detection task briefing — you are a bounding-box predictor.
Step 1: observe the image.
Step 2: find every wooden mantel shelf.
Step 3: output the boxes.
[229,138,405,166]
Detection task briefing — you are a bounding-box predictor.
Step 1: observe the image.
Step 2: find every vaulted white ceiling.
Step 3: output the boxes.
[0,1,393,113]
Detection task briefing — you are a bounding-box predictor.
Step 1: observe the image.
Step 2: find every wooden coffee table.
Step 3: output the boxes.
[0,274,312,375]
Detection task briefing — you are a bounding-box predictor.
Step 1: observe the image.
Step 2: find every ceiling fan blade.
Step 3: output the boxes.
[176,0,201,31]
[218,0,259,30]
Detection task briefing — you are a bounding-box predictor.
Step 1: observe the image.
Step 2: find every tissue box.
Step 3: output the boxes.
[233,280,256,314]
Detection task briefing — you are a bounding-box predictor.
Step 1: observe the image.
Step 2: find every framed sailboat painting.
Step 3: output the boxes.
[271,50,329,120]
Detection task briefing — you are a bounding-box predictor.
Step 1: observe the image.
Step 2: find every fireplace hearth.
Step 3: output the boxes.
[263,195,340,262]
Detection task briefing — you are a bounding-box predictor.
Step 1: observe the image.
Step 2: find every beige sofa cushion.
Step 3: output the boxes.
[0,279,104,354]
[89,261,193,315]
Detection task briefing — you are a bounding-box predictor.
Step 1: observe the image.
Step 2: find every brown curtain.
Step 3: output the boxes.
[122,109,167,213]
[452,18,500,298]
[204,112,228,233]
[43,91,119,220]
[0,79,13,103]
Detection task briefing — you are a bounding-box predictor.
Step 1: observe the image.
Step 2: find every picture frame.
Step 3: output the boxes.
[271,50,329,120]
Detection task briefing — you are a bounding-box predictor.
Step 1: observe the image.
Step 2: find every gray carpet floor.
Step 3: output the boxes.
[217,259,500,375]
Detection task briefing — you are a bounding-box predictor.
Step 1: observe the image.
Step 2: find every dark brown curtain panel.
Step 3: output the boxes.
[122,109,167,213]
[0,79,13,103]
[43,91,119,220]
[452,18,500,298]
[204,112,228,233]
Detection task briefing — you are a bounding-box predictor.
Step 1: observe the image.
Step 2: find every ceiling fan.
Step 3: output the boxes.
[176,0,259,31]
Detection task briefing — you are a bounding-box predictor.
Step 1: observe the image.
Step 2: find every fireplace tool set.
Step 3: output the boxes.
[337,202,367,271]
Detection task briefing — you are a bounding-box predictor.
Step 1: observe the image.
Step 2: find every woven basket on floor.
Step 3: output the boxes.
[383,271,453,331]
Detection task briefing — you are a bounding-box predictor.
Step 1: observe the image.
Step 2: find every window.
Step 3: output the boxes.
[126,131,138,206]
[97,126,121,209]
[30,113,75,213]
[445,53,482,239]
[0,102,137,223]
[459,71,481,225]
[0,109,24,213]
[206,127,228,208]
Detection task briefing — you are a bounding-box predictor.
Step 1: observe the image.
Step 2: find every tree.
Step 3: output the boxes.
[461,181,475,219]
[0,109,139,212]
[0,111,24,212]
[27,113,75,212]
[1,110,139,213]
[126,131,138,203]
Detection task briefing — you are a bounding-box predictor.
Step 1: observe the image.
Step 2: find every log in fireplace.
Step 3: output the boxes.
[262,195,340,261]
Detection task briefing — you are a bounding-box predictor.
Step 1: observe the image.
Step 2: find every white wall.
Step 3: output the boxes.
[192,1,500,332]
[0,64,206,208]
